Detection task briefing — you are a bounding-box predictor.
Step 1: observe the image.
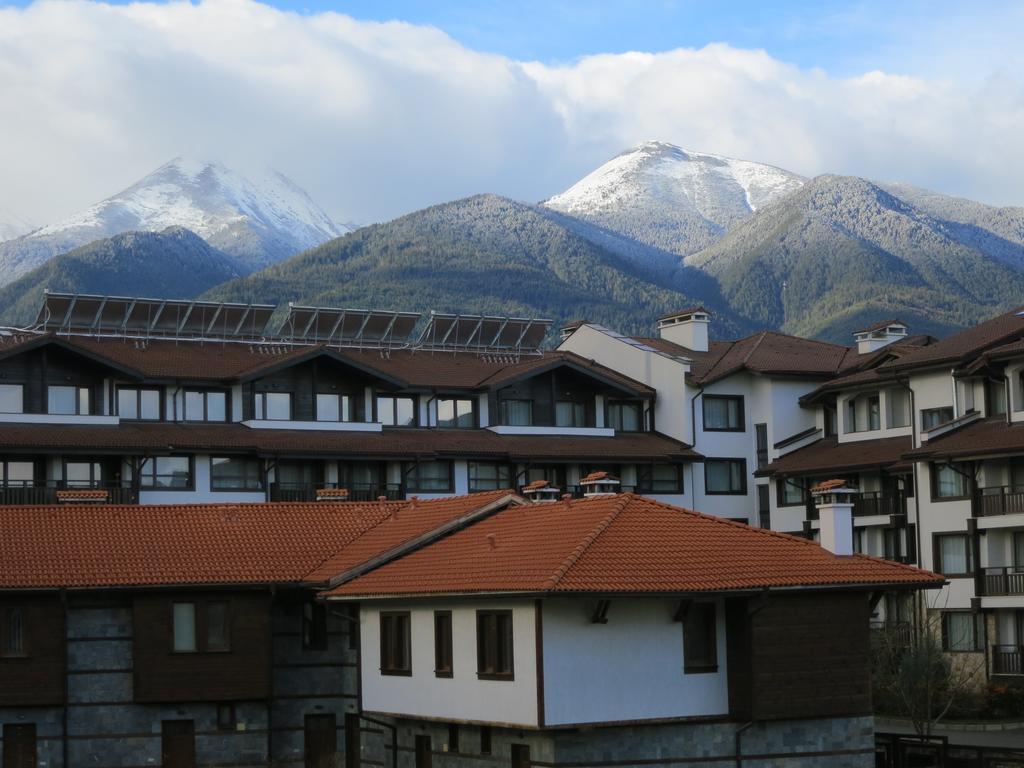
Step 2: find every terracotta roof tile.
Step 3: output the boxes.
[326,494,943,598]
[0,491,511,590]
[760,435,913,477]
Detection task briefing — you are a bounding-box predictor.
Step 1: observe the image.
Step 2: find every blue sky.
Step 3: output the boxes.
[0,0,1021,223]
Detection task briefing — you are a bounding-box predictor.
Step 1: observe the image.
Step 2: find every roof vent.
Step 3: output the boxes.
[521,479,562,503]
[853,320,908,355]
[657,307,710,352]
[580,471,621,497]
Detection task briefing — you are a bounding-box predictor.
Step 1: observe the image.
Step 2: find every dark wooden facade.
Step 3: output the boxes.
[245,357,380,422]
[491,368,644,428]
[133,590,271,703]
[0,594,64,707]
[727,592,872,721]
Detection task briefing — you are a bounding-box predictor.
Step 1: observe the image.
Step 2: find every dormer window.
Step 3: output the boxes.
[378,396,416,427]
[184,390,227,422]
[254,392,292,421]
[0,384,24,414]
[118,387,161,421]
[607,401,642,432]
[554,401,586,427]
[316,393,356,423]
[500,400,533,427]
[437,398,474,428]
[48,385,90,416]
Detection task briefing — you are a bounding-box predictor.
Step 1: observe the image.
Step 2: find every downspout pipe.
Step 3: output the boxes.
[735,721,755,768]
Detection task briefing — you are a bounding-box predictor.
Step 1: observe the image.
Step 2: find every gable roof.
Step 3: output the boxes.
[325,494,943,599]
[759,435,913,477]
[884,306,1024,373]
[0,491,514,590]
[904,417,1024,461]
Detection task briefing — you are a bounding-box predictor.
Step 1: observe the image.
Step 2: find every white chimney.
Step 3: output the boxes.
[559,320,586,342]
[811,480,855,556]
[853,320,908,354]
[657,307,710,352]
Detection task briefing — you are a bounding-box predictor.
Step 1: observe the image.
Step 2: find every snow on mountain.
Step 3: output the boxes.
[543,141,806,257]
[0,158,348,287]
[0,210,34,243]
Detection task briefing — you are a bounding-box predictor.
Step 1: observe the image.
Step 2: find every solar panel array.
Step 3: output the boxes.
[27,293,552,353]
[280,305,421,348]
[417,313,552,353]
[36,292,275,339]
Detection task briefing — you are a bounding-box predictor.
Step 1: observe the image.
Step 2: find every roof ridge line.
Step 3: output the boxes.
[740,331,768,367]
[544,495,631,590]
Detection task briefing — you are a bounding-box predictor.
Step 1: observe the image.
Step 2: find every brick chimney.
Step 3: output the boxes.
[810,479,855,556]
[657,307,710,352]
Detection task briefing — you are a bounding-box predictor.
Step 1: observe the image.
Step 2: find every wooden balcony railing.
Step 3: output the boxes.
[269,482,403,503]
[805,491,905,520]
[981,566,1024,596]
[974,486,1024,517]
[0,482,138,505]
[870,620,915,648]
[992,645,1024,675]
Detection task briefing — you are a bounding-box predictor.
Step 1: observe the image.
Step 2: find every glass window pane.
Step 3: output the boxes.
[944,613,976,651]
[173,603,197,652]
[207,392,227,421]
[158,457,191,488]
[65,462,98,487]
[48,385,77,415]
[456,399,474,427]
[377,397,394,426]
[940,535,969,573]
[317,393,340,422]
[2,607,26,656]
[118,389,138,419]
[184,391,204,421]
[935,465,967,498]
[395,398,415,426]
[78,387,90,415]
[5,461,34,485]
[140,390,160,420]
[206,602,230,651]
[211,457,261,490]
[0,384,22,414]
[555,401,585,427]
[502,400,532,426]
[437,399,455,427]
[264,392,290,420]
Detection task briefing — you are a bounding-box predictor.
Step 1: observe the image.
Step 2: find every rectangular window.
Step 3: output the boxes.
[703,395,744,431]
[48,385,90,415]
[302,602,328,651]
[941,612,984,652]
[554,401,586,427]
[500,399,533,427]
[867,395,881,431]
[480,726,492,755]
[921,406,954,431]
[824,405,837,437]
[172,602,197,652]
[704,459,747,495]
[988,379,1008,416]
[206,602,230,652]
[184,390,228,422]
[1,606,26,657]
[404,461,453,492]
[932,463,969,500]
[380,612,411,675]
[316,393,355,422]
[935,533,973,576]
[137,456,192,490]
[0,383,23,414]
[64,460,101,487]
[1,460,34,487]
[682,602,718,673]
[468,462,511,492]
[607,401,642,431]
[437,398,474,428]
[378,396,416,427]
[778,477,807,506]
[210,456,262,491]
[476,610,514,680]
[640,463,683,493]
[887,389,911,428]
[846,398,857,433]
[755,423,768,469]
[434,611,453,677]
[254,391,292,421]
[118,387,161,420]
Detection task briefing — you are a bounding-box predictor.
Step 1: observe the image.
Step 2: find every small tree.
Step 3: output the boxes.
[872,615,985,737]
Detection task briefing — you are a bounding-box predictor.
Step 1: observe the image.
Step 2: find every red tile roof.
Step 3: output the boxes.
[0,491,513,590]
[759,435,913,477]
[326,494,943,598]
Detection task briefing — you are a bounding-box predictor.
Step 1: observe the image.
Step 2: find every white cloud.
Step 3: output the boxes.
[0,0,1021,229]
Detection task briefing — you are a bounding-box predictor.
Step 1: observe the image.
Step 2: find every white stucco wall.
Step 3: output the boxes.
[359,600,539,727]
[541,597,728,726]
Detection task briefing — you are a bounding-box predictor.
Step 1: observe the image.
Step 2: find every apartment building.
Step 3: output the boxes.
[0,293,697,508]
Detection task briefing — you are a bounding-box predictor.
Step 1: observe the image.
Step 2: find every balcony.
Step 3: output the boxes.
[268,482,404,503]
[974,486,1024,517]
[0,482,138,505]
[992,645,1024,675]
[870,620,915,648]
[805,491,904,520]
[981,566,1024,596]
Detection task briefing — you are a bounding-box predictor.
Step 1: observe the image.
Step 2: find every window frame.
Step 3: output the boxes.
[0,383,24,414]
[302,601,329,651]
[476,609,514,681]
[403,460,454,493]
[682,602,718,674]
[209,456,263,492]
[254,391,293,421]
[776,476,808,507]
[703,458,748,495]
[637,463,684,494]
[467,461,513,493]
[183,389,229,422]
[436,397,476,429]
[921,406,955,431]
[117,386,163,421]
[930,462,971,502]
[171,599,232,654]
[0,605,28,658]
[377,395,418,427]
[434,610,453,678]
[933,532,974,577]
[554,400,587,428]
[379,611,412,676]
[499,399,534,427]
[702,395,745,433]
[941,611,984,653]
[62,459,102,488]
[47,384,91,416]
[606,399,644,432]
[136,455,194,491]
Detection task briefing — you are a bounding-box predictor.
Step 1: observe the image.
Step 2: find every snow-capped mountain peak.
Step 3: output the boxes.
[0,210,34,243]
